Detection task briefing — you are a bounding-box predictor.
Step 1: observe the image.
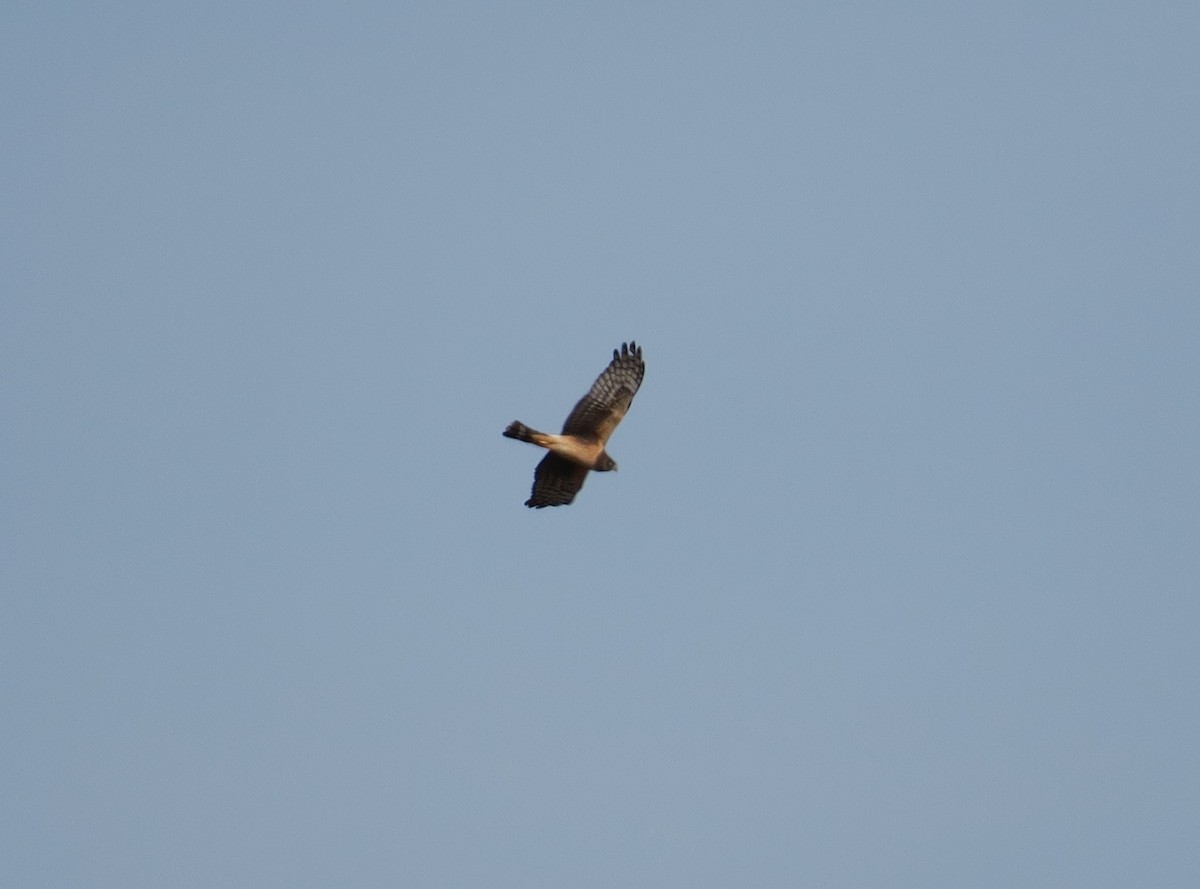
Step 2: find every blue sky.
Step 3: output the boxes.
[4,2,1198,886]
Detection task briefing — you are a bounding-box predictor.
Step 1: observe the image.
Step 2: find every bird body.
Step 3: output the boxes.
[503,341,644,507]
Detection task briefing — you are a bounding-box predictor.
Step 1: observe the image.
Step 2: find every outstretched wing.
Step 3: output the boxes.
[527,452,590,508]
[561,341,645,443]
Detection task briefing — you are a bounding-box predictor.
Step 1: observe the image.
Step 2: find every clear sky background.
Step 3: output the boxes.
[4,2,1198,887]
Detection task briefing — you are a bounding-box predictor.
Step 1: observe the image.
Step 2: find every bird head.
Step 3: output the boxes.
[594,452,618,472]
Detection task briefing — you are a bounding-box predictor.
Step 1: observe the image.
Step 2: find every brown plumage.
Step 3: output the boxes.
[503,341,645,507]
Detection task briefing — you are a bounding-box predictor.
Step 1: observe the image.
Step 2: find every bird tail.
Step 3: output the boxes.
[503,421,541,442]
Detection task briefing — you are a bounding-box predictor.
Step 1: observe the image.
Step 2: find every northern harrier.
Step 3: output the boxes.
[503,341,645,508]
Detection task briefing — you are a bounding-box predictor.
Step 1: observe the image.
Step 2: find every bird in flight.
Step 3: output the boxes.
[503,341,645,508]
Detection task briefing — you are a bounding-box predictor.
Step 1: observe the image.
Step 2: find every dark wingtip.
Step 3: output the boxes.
[617,340,642,360]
